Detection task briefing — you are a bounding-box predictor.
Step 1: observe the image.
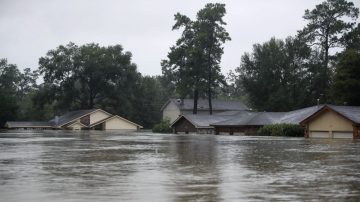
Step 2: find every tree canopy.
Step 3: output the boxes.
[238,37,313,111]
[39,42,139,110]
[162,3,230,114]
[331,49,360,105]
[36,42,169,128]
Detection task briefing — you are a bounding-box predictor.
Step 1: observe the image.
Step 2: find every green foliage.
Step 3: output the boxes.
[38,42,140,111]
[135,76,169,128]
[331,49,360,105]
[35,43,172,128]
[298,0,359,102]
[152,119,172,133]
[0,59,20,126]
[343,24,360,49]
[0,59,39,126]
[235,0,360,111]
[299,0,359,63]
[162,3,230,114]
[257,124,304,137]
[238,37,313,111]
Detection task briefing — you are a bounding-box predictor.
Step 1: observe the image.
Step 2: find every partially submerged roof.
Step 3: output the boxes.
[171,114,235,128]
[327,105,360,123]
[89,115,143,128]
[279,105,324,124]
[300,105,360,124]
[5,121,53,128]
[211,112,286,126]
[211,111,258,126]
[247,112,287,125]
[162,99,249,111]
[50,109,98,127]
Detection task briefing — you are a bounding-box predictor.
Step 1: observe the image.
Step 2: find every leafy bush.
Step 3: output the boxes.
[152,118,172,133]
[257,124,304,137]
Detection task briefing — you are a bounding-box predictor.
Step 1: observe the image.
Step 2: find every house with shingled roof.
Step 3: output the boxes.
[171,104,360,139]
[161,98,249,123]
[5,109,142,131]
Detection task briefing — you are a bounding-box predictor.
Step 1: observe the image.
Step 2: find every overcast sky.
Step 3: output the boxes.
[0,0,359,76]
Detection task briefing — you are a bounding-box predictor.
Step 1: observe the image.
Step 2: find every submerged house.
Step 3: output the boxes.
[161,98,249,123]
[5,109,143,131]
[170,114,237,134]
[300,105,360,139]
[171,104,360,139]
[171,107,317,135]
[212,105,322,135]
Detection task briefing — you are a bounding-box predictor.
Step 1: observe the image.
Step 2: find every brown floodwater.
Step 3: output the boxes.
[0,130,359,201]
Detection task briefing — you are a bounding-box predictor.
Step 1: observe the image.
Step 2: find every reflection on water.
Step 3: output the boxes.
[0,131,359,201]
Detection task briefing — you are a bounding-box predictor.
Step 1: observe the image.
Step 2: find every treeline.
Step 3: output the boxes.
[228,0,360,111]
[0,44,171,128]
[1,0,360,128]
[161,0,360,113]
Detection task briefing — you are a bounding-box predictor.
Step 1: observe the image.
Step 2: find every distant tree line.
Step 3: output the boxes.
[162,0,360,113]
[1,0,359,128]
[229,0,360,111]
[0,44,171,128]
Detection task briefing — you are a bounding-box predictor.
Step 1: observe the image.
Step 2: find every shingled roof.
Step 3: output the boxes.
[212,106,325,127]
[171,114,236,128]
[162,98,249,111]
[328,105,360,123]
[212,104,360,127]
[300,105,360,124]
[5,121,53,128]
[279,105,324,124]
[211,112,287,126]
[49,109,98,127]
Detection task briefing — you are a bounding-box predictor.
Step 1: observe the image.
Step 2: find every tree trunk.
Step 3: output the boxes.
[193,88,198,114]
[208,65,213,115]
[89,82,94,109]
[208,29,214,115]
[323,27,330,103]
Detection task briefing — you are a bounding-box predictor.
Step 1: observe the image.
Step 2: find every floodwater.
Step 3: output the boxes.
[0,131,359,202]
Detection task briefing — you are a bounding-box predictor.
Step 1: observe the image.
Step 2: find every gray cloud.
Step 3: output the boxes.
[0,0,359,76]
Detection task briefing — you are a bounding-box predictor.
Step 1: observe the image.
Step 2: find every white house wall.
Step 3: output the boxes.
[105,117,138,130]
[90,110,111,125]
[163,101,181,123]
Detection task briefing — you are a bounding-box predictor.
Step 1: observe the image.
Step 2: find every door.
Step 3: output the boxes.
[310,131,329,138]
[333,132,353,139]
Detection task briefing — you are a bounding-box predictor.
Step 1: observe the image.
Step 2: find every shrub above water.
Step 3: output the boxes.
[152,118,172,133]
[257,124,304,137]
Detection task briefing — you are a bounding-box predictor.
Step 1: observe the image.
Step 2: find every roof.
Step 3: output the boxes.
[247,112,287,125]
[279,105,324,124]
[66,121,88,128]
[300,105,360,124]
[49,109,98,127]
[211,112,286,126]
[327,105,360,123]
[210,111,258,126]
[89,115,143,128]
[5,121,53,128]
[214,111,244,116]
[171,114,235,128]
[161,98,249,111]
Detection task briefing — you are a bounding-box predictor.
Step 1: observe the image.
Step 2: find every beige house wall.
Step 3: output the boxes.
[105,117,138,130]
[90,110,111,125]
[308,110,353,132]
[67,122,84,130]
[163,101,181,123]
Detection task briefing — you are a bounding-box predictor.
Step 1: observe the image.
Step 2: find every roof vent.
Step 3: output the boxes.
[176,99,184,106]
[55,116,59,125]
